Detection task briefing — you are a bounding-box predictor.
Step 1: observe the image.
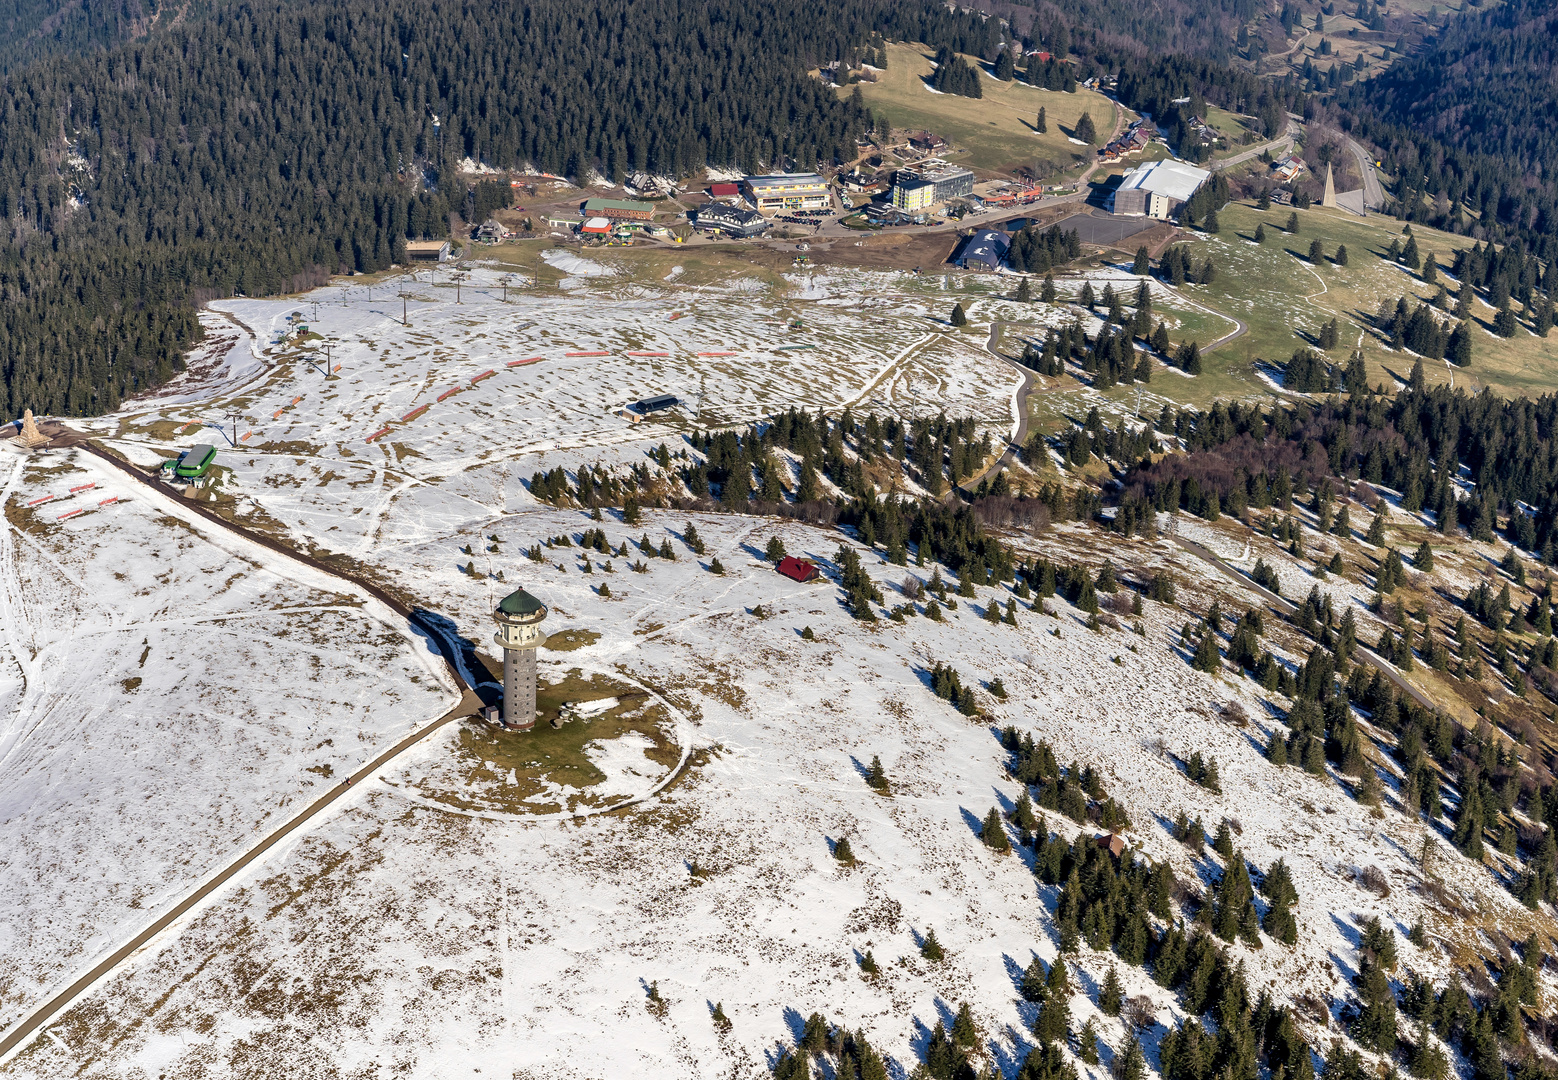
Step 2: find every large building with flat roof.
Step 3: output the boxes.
[742,173,831,213]
[1109,160,1210,219]
[404,240,450,262]
[581,197,654,221]
[891,164,975,211]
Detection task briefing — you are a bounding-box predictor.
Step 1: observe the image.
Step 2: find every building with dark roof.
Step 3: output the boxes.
[695,203,771,238]
[952,230,1010,272]
[632,394,680,414]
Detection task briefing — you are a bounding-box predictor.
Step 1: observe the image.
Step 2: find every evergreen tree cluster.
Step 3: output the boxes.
[1154,933,1316,1080]
[1030,824,1168,957]
[1283,349,1340,394]
[1159,245,1218,287]
[1004,726,1132,831]
[930,46,983,97]
[929,662,978,716]
[1120,380,1558,562]
[1006,225,1082,274]
[1346,0,1558,266]
[772,1014,891,1080]
[1377,295,1470,362]
[1020,316,1156,390]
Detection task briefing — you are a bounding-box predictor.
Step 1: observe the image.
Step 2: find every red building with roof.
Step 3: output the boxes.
[777,556,820,583]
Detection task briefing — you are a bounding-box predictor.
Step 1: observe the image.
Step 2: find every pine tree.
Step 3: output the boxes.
[950,303,968,327]
[920,929,945,962]
[866,754,889,793]
[1041,273,1057,301]
[1078,1018,1100,1064]
[1192,629,1220,673]
[1037,106,1048,133]
[1452,780,1486,858]
[1133,245,1149,274]
[1020,956,1049,1002]
[952,1002,978,1047]
[1099,966,1124,1015]
[1366,506,1387,545]
[1336,244,1348,265]
[1266,728,1289,765]
[1074,111,1097,144]
[1034,963,1071,1043]
[1413,540,1434,572]
[1255,222,1266,244]
[1309,238,1324,263]
[1353,959,1398,1052]
[1205,209,1220,233]
[1016,276,1032,303]
[833,836,855,863]
[981,806,1009,850]
[1119,1037,1146,1080]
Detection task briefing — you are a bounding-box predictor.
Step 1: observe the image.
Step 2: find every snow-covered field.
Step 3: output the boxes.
[0,262,1549,1078]
[115,262,1020,559]
[0,443,458,1033]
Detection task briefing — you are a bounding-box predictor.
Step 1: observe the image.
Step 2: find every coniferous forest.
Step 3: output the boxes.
[0,0,967,419]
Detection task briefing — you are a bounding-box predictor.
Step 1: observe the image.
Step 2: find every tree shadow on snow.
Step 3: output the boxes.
[958,805,986,839]
[781,1005,808,1046]
[996,1023,1037,1076]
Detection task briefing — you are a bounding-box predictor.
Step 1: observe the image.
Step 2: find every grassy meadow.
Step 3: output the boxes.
[837,42,1120,176]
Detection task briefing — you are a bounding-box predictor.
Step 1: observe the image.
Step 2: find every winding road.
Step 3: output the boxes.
[957,289,1247,498]
[1343,136,1386,211]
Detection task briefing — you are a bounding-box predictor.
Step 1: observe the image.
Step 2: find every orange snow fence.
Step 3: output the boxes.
[273,409,285,419]
[565,350,609,357]
[57,509,83,520]
[26,495,54,506]
[333,364,342,372]
[696,351,737,357]
[366,427,392,443]
[292,396,303,406]
[471,369,496,384]
[436,386,463,402]
[98,496,118,506]
[402,405,429,422]
[626,351,670,357]
[240,431,253,443]
[668,312,687,321]
[70,483,95,493]
[506,356,544,367]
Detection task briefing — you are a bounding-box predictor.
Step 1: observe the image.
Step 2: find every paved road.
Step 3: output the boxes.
[1170,532,1436,711]
[1212,116,1299,174]
[1343,136,1386,210]
[954,284,1247,498]
[0,443,485,1064]
[954,320,1043,497]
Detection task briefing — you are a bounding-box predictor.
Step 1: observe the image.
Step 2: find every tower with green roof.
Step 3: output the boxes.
[492,588,548,729]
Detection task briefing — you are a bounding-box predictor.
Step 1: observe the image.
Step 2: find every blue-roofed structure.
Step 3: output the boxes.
[952,230,1010,272]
